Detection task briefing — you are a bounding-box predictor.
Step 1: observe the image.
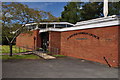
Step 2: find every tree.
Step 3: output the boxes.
[80,2,103,21]
[61,2,120,23]
[41,12,60,22]
[2,2,48,56]
[80,2,120,20]
[60,2,81,24]
[108,2,120,16]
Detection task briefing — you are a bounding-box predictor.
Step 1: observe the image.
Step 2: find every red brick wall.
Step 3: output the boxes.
[118,26,120,67]
[49,31,61,54]
[16,26,119,67]
[16,29,41,50]
[61,26,119,67]
[50,26,119,67]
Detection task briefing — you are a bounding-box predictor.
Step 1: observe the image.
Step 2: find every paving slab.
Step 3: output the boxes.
[34,51,56,59]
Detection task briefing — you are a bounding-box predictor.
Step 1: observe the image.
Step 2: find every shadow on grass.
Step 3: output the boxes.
[1,54,41,60]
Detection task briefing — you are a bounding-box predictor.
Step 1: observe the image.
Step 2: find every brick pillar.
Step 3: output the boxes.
[33,29,41,50]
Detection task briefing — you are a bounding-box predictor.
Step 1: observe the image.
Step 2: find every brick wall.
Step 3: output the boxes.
[16,26,119,67]
[16,29,41,50]
[118,26,120,67]
[49,31,61,54]
[50,26,119,67]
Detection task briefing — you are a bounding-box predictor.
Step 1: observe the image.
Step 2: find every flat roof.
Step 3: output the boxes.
[39,15,120,32]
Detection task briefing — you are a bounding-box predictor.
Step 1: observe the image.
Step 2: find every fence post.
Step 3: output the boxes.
[22,47,23,52]
[9,43,13,56]
[15,46,16,53]
[56,48,58,55]
[19,47,20,53]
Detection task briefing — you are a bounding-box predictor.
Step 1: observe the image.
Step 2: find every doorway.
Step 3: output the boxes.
[40,32,49,52]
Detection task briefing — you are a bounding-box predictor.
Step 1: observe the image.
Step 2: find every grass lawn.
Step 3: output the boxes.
[1,45,40,60]
[1,54,40,60]
[1,45,65,60]
[53,55,66,57]
[2,45,29,54]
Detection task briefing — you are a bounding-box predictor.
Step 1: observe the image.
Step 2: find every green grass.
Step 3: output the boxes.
[2,45,29,54]
[53,55,66,57]
[0,45,41,60]
[1,54,40,60]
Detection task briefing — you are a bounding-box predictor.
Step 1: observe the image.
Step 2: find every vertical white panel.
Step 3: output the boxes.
[103,0,108,17]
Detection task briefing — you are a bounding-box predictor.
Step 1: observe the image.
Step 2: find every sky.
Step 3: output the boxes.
[21,2,68,17]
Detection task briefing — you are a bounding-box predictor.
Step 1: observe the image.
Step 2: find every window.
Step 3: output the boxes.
[67,24,73,27]
[38,24,46,29]
[27,25,35,30]
[48,24,54,28]
[55,24,66,28]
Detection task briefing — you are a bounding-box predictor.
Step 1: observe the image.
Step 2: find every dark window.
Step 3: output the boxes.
[55,24,66,28]
[38,24,46,29]
[67,24,73,27]
[48,24,54,28]
[27,25,35,30]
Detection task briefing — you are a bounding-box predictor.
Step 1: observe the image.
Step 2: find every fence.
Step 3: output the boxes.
[2,45,60,56]
[47,46,59,55]
[32,46,59,55]
[2,45,32,54]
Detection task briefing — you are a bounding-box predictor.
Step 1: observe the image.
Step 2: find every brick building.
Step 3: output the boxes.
[16,15,120,67]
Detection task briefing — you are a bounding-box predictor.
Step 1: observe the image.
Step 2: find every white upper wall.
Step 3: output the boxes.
[39,15,120,33]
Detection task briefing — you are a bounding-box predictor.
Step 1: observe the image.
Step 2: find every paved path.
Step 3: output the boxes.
[2,57,118,78]
[34,51,56,59]
[2,51,56,60]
